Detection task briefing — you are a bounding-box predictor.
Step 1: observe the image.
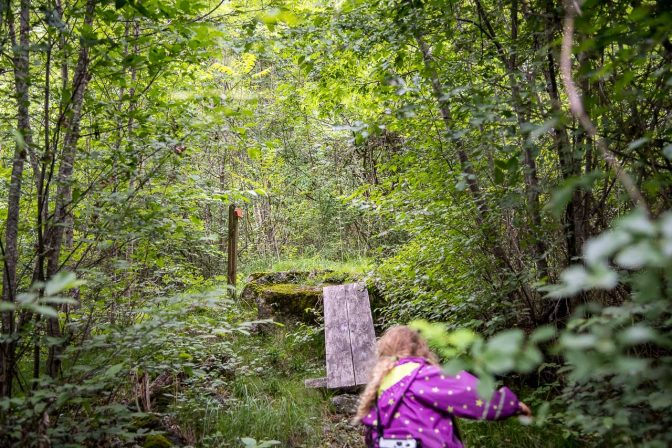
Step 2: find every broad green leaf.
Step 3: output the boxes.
[530,325,556,344]
[45,272,83,296]
[446,328,477,350]
[584,231,631,265]
[486,329,523,356]
[105,364,124,377]
[29,305,59,318]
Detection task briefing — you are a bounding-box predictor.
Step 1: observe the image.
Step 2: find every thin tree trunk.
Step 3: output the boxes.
[474,0,550,279]
[415,35,488,218]
[1,0,33,398]
[415,34,512,265]
[415,28,538,323]
[540,0,584,266]
[45,0,96,378]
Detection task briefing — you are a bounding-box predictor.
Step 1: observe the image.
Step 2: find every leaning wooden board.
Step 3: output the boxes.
[323,283,376,388]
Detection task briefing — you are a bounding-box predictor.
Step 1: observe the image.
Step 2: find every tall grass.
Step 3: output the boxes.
[211,377,325,446]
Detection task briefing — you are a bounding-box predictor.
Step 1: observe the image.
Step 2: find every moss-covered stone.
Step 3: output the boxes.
[246,271,314,285]
[316,271,352,285]
[255,283,322,322]
[132,414,162,431]
[241,270,377,325]
[143,434,173,448]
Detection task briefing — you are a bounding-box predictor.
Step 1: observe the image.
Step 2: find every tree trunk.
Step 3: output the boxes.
[227,205,239,295]
[475,0,550,279]
[415,34,513,266]
[415,27,539,323]
[44,0,96,378]
[1,0,33,398]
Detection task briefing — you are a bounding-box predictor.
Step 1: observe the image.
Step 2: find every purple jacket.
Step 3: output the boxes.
[361,357,520,448]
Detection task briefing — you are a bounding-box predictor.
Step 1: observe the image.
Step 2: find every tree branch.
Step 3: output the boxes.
[560,0,649,213]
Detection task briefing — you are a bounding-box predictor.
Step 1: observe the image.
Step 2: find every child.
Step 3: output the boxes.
[355,326,531,448]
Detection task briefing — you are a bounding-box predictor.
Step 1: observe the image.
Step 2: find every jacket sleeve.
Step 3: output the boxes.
[409,365,520,420]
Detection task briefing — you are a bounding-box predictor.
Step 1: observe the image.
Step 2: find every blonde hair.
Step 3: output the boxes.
[355,325,439,421]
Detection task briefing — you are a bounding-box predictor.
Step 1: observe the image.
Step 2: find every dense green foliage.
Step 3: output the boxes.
[0,0,670,446]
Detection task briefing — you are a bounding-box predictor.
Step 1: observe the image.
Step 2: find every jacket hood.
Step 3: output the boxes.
[376,357,427,426]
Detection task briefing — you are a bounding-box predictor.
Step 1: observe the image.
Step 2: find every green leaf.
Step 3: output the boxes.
[517,346,542,373]
[11,129,25,149]
[493,166,504,185]
[584,231,631,265]
[618,211,656,236]
[455,178,467,192]
[615,240,659,269]
[258,442,281,448]
[527,118,557,143]
[545,172,602,217]
[614,356,648,375]
[0,302,16,312]
[560,333,597,350]
[240,437,257,447]
[663,144,672,160]
[41,296,78,305]
[442,358,466,375]
[105,363,124,377]
[446,328,477,350]
[649,391,672,410]
[530,325,556,344]
[247,146,262,160]
[486,329,523,356]
[627,137,649,150]
[481,349,515,374]
[29,305,59,318]
[618,325,656,345]
[476,374,495,399]
[278,10,300,26]
[45,272,83,296]
[259,8,283,26]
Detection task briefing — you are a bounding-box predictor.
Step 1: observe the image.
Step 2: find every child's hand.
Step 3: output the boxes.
[518,402,532,416]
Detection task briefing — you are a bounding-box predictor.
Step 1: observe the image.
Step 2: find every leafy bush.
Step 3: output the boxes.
[374,231,517,333]
[0,288,251,447]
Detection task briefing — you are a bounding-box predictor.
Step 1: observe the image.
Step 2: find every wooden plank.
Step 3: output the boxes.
[345,283,377,385]
[324,284,356,388]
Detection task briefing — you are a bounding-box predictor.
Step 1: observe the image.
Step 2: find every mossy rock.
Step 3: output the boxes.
[242,270,376,324]
[252,283,323,322]
[132,414,162,431]
[143,434,173,448]
[246,270,314,285]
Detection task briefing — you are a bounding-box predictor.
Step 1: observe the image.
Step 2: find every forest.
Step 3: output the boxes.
[0,0,670,446]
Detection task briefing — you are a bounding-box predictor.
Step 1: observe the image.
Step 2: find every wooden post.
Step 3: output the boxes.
[227,204,240,295]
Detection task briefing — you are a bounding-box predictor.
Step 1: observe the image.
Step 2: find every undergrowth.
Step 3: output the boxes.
[158,269,584,447]
[460,419,584,447]
[239,257,373,279]
[168,306,578,447]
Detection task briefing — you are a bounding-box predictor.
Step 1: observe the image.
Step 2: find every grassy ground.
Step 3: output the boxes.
[170,261,582,447]
[174,321,581,447]
[184,324,364,447]
[239,257,373,280]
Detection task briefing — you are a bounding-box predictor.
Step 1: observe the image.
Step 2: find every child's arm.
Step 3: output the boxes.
[410,365,521,420]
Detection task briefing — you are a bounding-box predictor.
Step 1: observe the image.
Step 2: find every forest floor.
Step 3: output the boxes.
[157,258,584,447]
[195,320,580,447]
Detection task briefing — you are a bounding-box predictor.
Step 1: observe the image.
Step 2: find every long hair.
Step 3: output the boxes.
[355,325,439,422]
